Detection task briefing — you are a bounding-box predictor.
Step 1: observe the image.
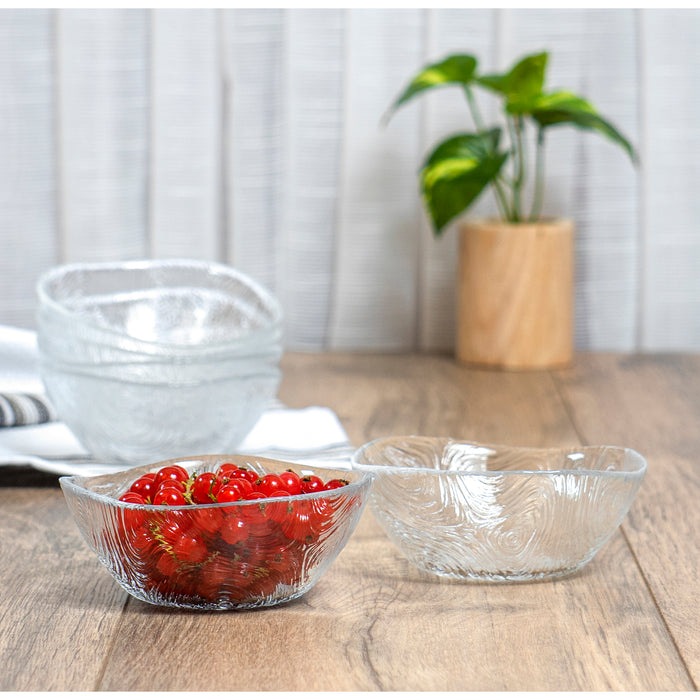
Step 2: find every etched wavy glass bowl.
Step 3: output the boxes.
[351,436,646,582]
[60,455,373,610]
[41,363,280,464]
[36,259,284,463]
[36,259,283,362]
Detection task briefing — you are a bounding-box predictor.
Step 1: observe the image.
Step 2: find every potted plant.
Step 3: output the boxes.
[386,51,636,369]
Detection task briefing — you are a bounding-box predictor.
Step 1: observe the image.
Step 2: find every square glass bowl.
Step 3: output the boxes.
[36,260,283,463]
[351,436,646,582]
[60,455,373,609]
[36,258,283,359]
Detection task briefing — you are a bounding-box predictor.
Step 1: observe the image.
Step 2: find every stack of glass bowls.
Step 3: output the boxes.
[36,259,284,464]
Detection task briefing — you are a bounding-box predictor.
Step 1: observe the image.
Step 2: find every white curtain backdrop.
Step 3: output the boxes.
[1,8,699,352]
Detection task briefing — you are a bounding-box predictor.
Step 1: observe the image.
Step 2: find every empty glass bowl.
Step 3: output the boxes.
[36,259,284,463]
[41,362,280,464]
[351,436,646,582]
[60,455,373,610]
[36,259,283,362]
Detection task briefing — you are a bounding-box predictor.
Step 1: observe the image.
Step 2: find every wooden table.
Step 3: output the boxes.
[1,352,698,691]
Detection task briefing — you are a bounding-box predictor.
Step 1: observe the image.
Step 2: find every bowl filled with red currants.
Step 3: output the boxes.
[60,455,373,610]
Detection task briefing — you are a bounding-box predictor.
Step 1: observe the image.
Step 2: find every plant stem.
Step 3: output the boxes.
[529,127,546,222]
[509,115,527,222]
[464,84,486,132]
[464,85,512,221]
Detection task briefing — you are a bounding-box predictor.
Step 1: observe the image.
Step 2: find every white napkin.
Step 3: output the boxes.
[0,325,353,476]
[0,325,44,393]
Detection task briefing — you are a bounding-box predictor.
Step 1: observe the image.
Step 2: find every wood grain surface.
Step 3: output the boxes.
[0,353,697,691]
[456,220,574,369]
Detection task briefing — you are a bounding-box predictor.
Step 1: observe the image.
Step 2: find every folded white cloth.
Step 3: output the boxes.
[0,324,354,475]
[0,325,45,394]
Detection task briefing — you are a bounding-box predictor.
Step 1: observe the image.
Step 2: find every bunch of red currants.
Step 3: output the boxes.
[110,463,353,606]
[119,462,349,507]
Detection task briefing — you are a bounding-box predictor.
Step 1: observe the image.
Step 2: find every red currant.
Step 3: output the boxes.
[129,476,158,503]
[278,470,303,495]
[300,474,325,494]
[153,464,189,489]
[229,477,253,498]
[153,486,188,506]
[266,491,293,523]
[191,472,220,504]
[155,550,179,577]
[119,491,146,504]
[256,473,285,497]
[172,533,208,563]
[219,516,250,545]
[216,482,246,503]
[281,508,315,543]
[188,508,223,537]
[238,467,260,484]
[323,478,349,491]
[217,462,239,477]
[156,478,186,493]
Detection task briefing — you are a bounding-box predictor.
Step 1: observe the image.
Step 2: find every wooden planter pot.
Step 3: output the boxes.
[456,219,574,369]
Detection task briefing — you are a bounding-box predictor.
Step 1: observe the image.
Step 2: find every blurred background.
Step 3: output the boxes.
[1,8,698,353]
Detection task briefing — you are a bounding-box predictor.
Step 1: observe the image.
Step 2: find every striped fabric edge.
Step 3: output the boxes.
[0,393,57,428]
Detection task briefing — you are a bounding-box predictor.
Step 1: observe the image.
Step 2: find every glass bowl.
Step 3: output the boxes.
[41,362,280,464]
[60,455,373,610]
[351,436,646,582]
[36,259,284,463]
[36,259,283,361]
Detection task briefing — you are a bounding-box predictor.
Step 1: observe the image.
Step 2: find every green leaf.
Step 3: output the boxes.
[423,128,502,168]
[420,133,508,235]
[385,54,478,120]
[516,91,637,161]
[476,52,548,103]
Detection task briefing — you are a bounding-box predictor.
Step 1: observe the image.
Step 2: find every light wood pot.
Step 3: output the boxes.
[456,219,574,369]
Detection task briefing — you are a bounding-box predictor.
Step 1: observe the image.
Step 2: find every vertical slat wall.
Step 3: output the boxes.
[419,9,500,351]
[329,9,424,350]
[500,8,640,351]
[56,9,149,261]
[575,10,639,350]
[281,9,344,349]
[640,10,700,350]
[222,8,284,294]
[0,9,699,353]
[0,10,57,327]
[149,9,221,260]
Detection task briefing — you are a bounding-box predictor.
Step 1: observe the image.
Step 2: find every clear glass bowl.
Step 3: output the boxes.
[351,436,646,582]
[60,456,373,610]
[41,363,280,464]
[36,259,284,463]
[36,259,283,360]
[36,305,283,366]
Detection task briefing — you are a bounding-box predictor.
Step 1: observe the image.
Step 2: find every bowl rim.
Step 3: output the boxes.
[350,436,647,478]
[39,357,282,387]
[36,258,284,352]
[59,454,374,511]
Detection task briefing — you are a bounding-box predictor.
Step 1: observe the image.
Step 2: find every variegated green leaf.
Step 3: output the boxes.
[386,54,478,119]
[423,129,502,169]
[420,136,508,234]
[513,91,636,161]
[476,52,548,103]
